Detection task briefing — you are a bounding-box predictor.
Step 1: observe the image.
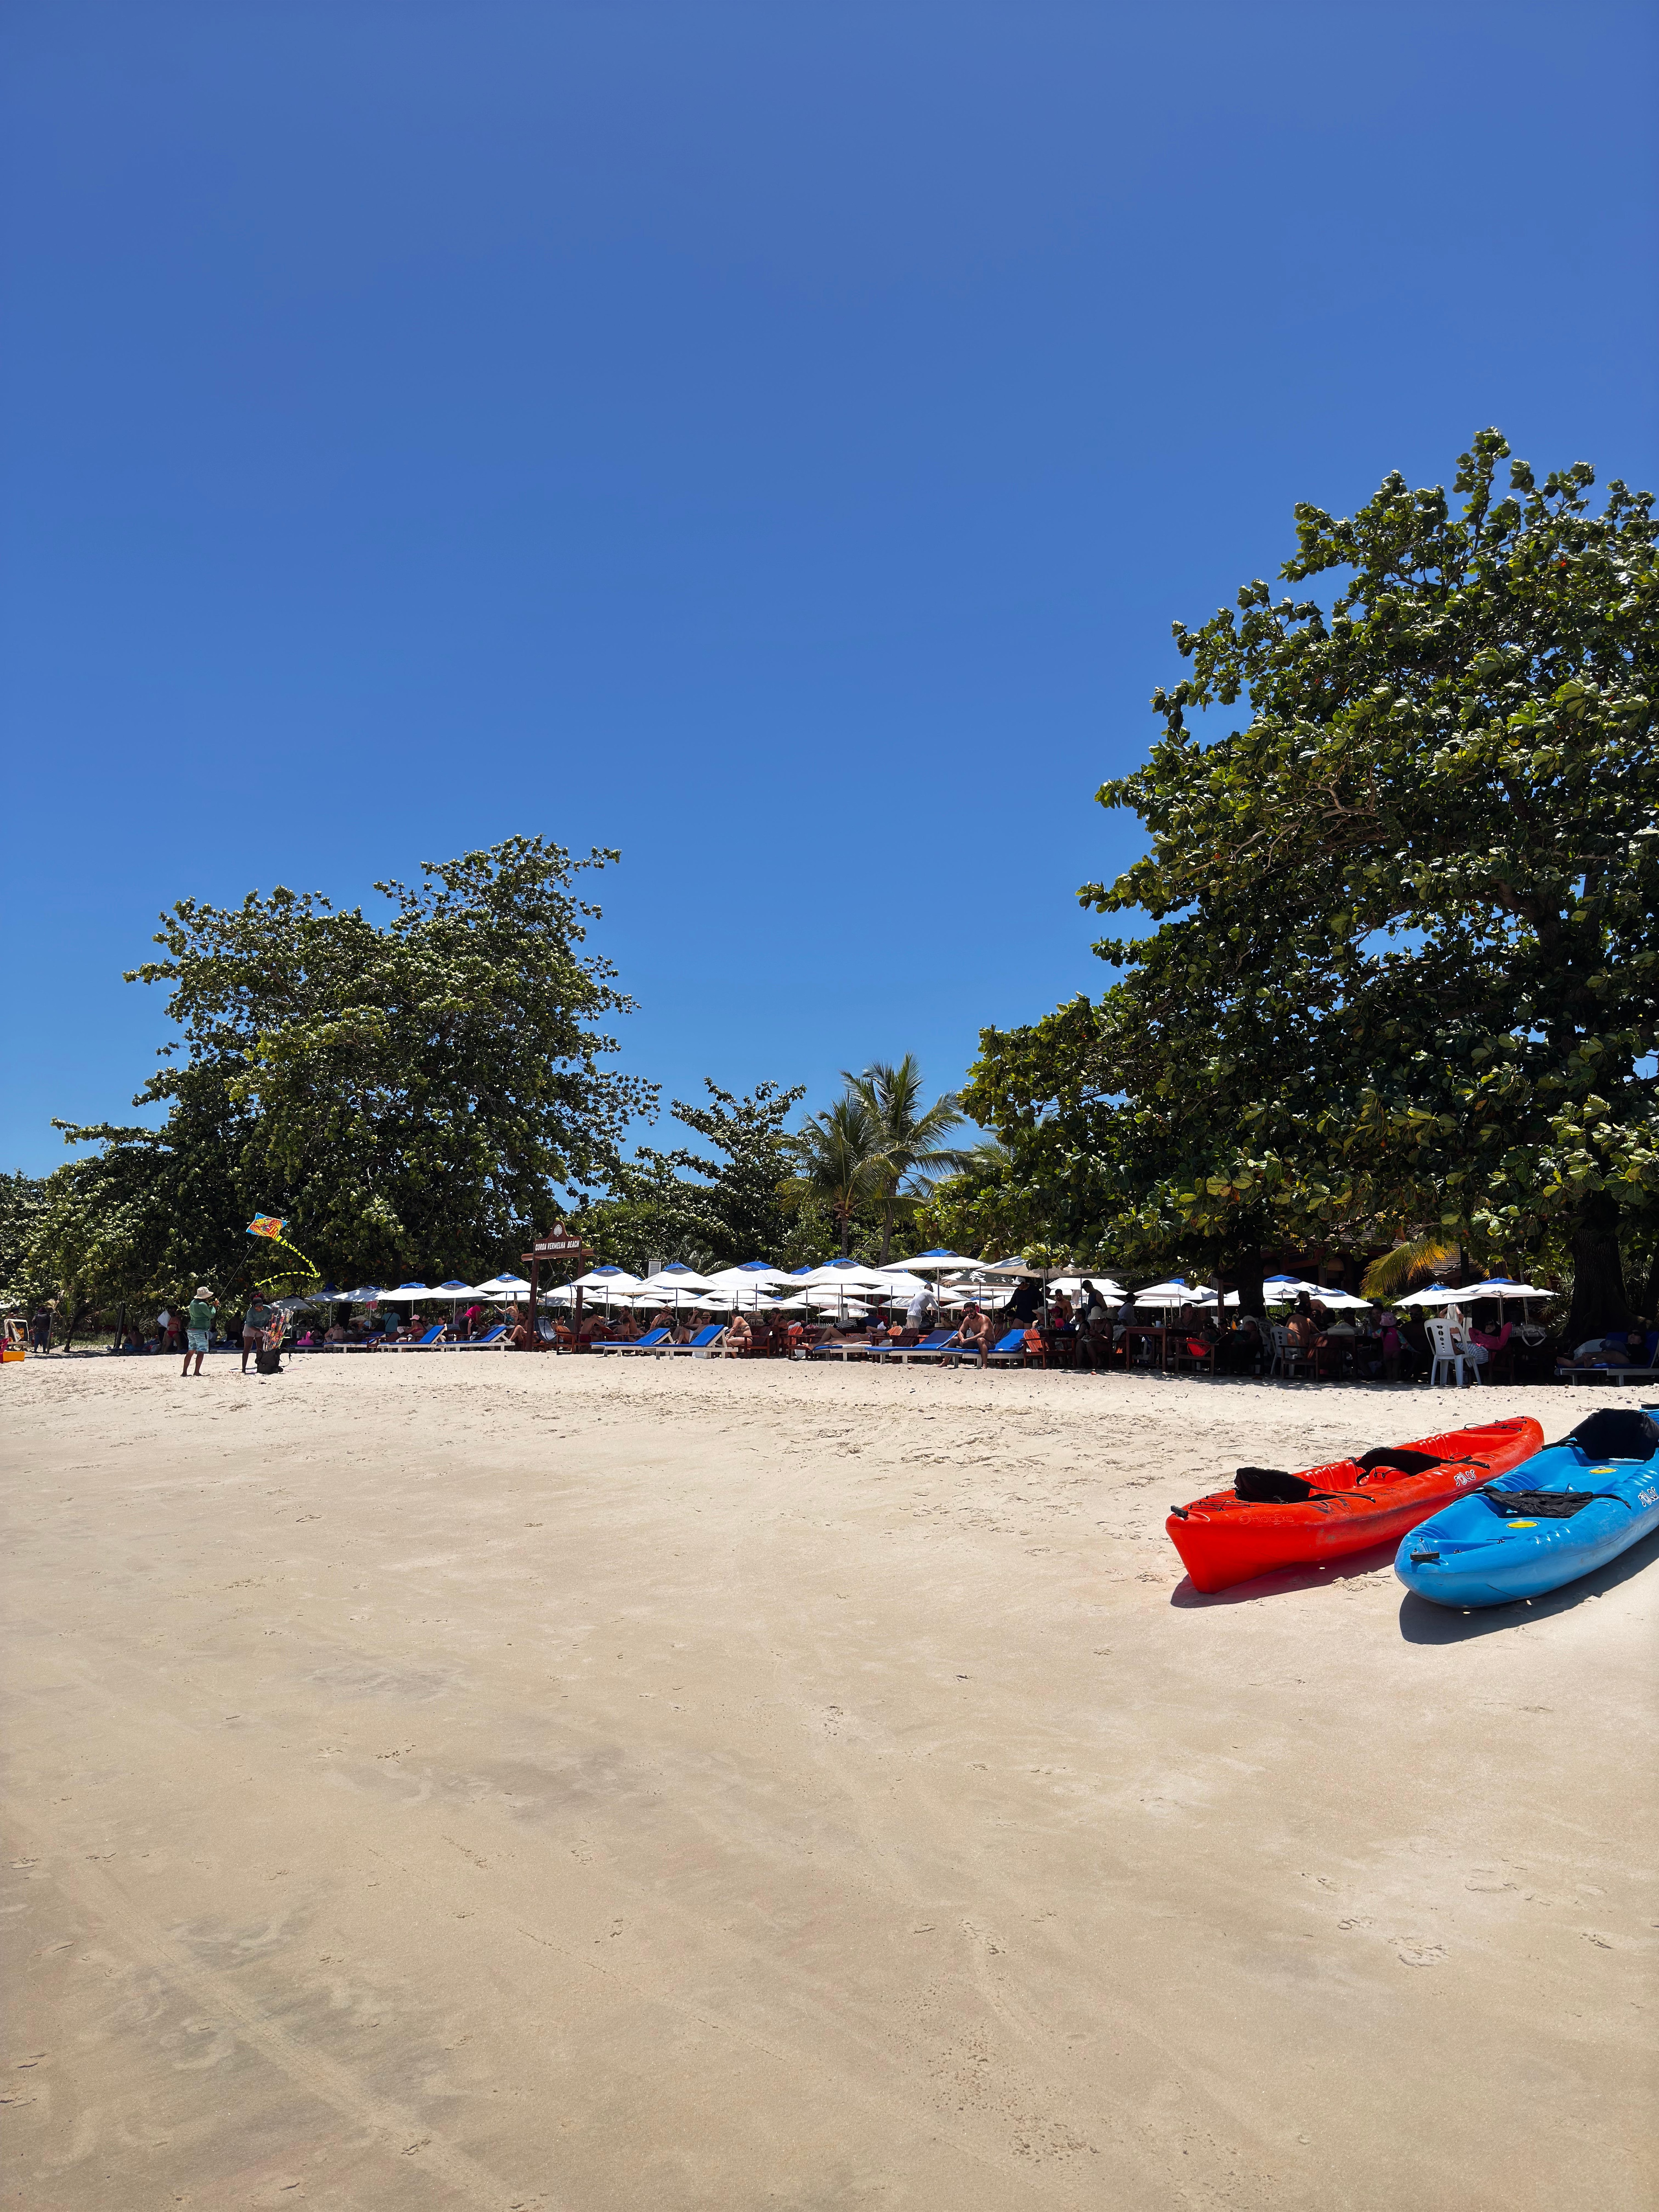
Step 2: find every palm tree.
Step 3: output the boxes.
[1361,1232,1460,1304]
[843,1055,973,1264]
[785,1094,884,1256]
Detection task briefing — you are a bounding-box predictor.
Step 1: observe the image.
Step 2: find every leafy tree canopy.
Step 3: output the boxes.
[30,837,654,1304]
[965,432,1657,1330]
[573,1080,806,1274]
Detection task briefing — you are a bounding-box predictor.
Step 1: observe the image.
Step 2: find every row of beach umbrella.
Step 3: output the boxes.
[278,1258,1556,1321]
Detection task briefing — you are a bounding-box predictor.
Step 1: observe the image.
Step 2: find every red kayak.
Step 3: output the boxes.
[1166,1415,1544,1593]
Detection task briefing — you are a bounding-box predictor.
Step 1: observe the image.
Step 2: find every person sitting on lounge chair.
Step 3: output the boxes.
[724,1313,753,1358]
[1564,1328,1644,1368]
[955,1304,996,1368]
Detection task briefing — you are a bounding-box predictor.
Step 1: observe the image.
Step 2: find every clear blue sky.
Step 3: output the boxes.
[3,0,1655,1177]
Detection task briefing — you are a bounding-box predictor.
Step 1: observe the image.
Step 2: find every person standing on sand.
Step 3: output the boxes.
[241,1293,276,1373]
[182,1287,217,1377]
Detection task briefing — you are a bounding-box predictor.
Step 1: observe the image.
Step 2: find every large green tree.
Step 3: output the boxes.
[573,1079,806,1273]
[31,837,653,1302]
[965,432,1658,1331]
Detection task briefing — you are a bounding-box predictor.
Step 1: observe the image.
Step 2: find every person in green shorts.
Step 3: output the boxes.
[182,1286,217,1377]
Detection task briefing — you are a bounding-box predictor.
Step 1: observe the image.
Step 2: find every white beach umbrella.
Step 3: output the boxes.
[1049,1274,1127,1299]
[1447,1278,1554,1302]
[638,1264,717,1294]
[889,1248,981,1274]
[470,1273,532,1298]
[797,1264,891,1291]
[1311,1290,1374,1312]
[570,1266,643,1295]
[1395,1285,1465,1308]
[1132,1279,1206,1307]
[375,1281,434,1304]
[704,1262,793,1289]
[1261,1275,1323,1302]
[870,1270,929,1298]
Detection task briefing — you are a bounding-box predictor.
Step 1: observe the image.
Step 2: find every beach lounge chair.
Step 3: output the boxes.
[593,1328,672,1356]
[982,1327,1033,1368]
[881,1328,960,1366]
[1555,1328,1659,1385]
[451,1325,509,1350]
[659,1324,727,1358]
[394,1324,447,1351]
[805,1335,877,1361]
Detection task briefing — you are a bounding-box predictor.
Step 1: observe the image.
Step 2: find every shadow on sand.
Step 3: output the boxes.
[1168,1539,1400,1608]
[1395,1521,1659,1643]
[1168,1523,1659,1637]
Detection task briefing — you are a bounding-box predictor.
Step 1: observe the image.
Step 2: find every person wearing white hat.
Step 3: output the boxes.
[182,1286,217,1377]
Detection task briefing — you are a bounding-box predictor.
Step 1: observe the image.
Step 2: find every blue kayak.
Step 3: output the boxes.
[1395,1406,1659,1608]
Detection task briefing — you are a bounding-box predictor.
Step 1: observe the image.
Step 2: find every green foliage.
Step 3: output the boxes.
[29,837,653,1304]
[843,1055,970,1262]
[0,1171,49,1304]
[967,431,1658,1330]
[783,1094,884,1257]
[572,1080,805,1273]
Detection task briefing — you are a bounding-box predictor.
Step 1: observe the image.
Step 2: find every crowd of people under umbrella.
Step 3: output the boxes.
[76,1254,1652,1385]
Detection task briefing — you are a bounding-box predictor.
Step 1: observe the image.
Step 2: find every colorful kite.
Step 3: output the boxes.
[245,1215,321,1302]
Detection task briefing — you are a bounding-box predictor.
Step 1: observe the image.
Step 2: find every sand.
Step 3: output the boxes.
[2,1354,1655,2212]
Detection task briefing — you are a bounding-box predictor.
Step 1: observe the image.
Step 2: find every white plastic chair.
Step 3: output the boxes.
[1426,1316,1482,1387]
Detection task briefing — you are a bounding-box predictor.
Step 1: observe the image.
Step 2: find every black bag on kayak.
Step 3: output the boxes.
[1562,1408,1658,1462]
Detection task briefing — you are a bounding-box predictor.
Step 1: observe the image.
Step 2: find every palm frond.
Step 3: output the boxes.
[1361,1234,1459,1303]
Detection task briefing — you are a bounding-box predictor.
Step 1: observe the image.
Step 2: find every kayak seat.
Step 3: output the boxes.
[1561,1408,1659,1462]
[1235,1467,1322,1503]
[1352,1447,1443,1479]
[1478,1487,1630,1519]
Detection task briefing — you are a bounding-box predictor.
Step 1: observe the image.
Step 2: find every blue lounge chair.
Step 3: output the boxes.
[881,1328,960,1366]
[660,1325,727,1358]
[394,1324,447,1350]
[982,1327,1031,1367]
[594,1327,673,1355]
[452,1325,509,1350]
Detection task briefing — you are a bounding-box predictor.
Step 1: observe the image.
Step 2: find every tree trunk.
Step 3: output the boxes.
[1227,1241,1266,1320]
[880,1202,892,1267]
[838,1208,851,1257]
[1565,1191,1629,1341]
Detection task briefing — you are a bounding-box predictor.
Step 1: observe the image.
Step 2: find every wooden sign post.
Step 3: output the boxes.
[521,1228,594,1350]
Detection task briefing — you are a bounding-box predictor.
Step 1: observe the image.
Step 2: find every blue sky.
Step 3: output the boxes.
[3,0,1655,1177]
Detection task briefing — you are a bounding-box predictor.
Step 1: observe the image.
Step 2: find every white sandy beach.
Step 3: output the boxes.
[3,1355,1655,2211]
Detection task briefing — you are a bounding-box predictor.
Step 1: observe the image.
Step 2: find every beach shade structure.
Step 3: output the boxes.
[982,1257,1048,1279]
[1132,1279,1207,1307]
[638,1264,717,1295]
[1395,1285,1468,1308]
[891,1249,982,1274]
[1048,1274,1128,1300]
[1310,1290,1373,1312]
[375,1281,435,1304]
[570,1266,642,1295]
[1262,1274,1324,1302]
[869,1270,930,1299]
[1449,1278,1553,1302]
[434,1279,473,1295]
[342,1285,384,1305]
[705,1263,794,1306]
[796,1263,892,1289]
[469,1274,533,1299]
